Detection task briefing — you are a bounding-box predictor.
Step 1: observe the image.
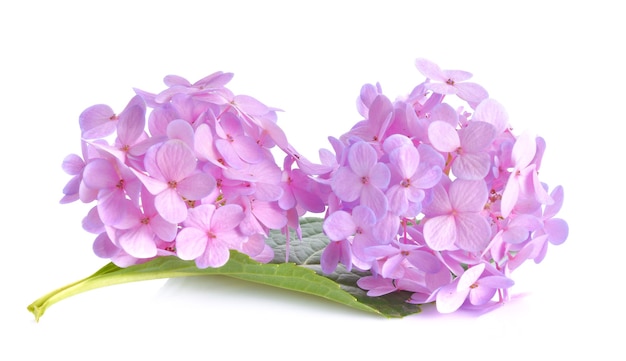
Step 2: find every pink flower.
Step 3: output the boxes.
[385,140,442,217]
[415,58,488,105]
[500,133,552,217]
[435,263,514,313]
[331,141,390,219]
[132,139,216,224]
[79,104,117,139]
[422,179,492,252]
[214,112,265,168]
[82,157,141,229]
[428,120,496,180]
[115,187,178,258]
[175,204,245,268]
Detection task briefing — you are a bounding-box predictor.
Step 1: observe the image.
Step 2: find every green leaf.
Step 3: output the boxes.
[28,217,420,321]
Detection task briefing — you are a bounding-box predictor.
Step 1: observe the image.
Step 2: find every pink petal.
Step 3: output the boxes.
[348,142,378,176]
[406,250,441,274]
[117,104,146,145]
[156,140,197,181]
[150,215,178,242]
[93,232,119,258]
[381,254,404,279]
[176,227,208,260]
[423,183,452,216]
[215,139,248,169]
[176,172,216,200]
[211,204,245,233]
[360,186,389,220]
[414,58,445,81]
[428,121,460,152]
[511,132,536,169]
[479,275,514,289]
[97,192,137,229]
[368,95,393,127]
[332,167,361,202]
[372,212,401,244]
[473,98,509,135]
[166,119,195,148]
[196,242,230,268]
[79,104,116,139]
[368,162,391,189]
[234,94,269,116]
[455,82,489,104]
[386,185,409,216]
[323,211,356,241]
[62,154,85,175]
[155,188,187,224]
[449,179,488,212]
[430,103,459,127]
[427,83,458,95]
[544,185,565,219]
[389,145,420,179]
[454,212,492,252]
[442,69,473,82]
[232,135,264,164]
[82,158,120,190]
[435,279,468,313]
[544,218,569,245]
[500,174,520,218]
[413,164,442,189]
[193,71,234,88]
[457,263,486,290]
[118,226,157,258]
[321,240,351,274]
[424,215,457,251]
[163,74,191,87]
[459,121,496,152]
[194,124,223,166]
[468,285,497,306]
[184,204,215,230]
[252,201,287,229]
[452,152,491,180]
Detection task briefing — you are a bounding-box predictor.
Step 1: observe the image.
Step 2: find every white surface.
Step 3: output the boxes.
[2,1,622,359]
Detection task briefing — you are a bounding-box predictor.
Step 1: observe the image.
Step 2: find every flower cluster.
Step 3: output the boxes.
[61,72,327,269]
[60,59,568,313]
[317,58,568,312]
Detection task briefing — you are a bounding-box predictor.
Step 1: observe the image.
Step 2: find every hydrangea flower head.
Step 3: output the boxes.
[60,58,568,315]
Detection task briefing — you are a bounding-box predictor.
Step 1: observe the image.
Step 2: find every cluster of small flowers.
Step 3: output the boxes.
[61,72,329,269]
[60,58,568,313]
[316,58,568,313]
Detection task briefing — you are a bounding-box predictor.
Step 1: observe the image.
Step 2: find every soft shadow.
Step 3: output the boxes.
[156,275,384,320]
[416,292,532,319]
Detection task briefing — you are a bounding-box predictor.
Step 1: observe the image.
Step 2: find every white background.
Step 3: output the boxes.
[2,1,623,359]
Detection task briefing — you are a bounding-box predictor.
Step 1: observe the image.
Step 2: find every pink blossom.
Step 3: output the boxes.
[422,179,491,252]
[133,139,216,224]
[331,141,390,219]
[385,140,442,217]
[428,120,496,180]
[176,204,245,268]
[115,187,178,258]
[82,157,141,229]
[500,133,552,217]
[415,58,488,105]
[435,263,514,313]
